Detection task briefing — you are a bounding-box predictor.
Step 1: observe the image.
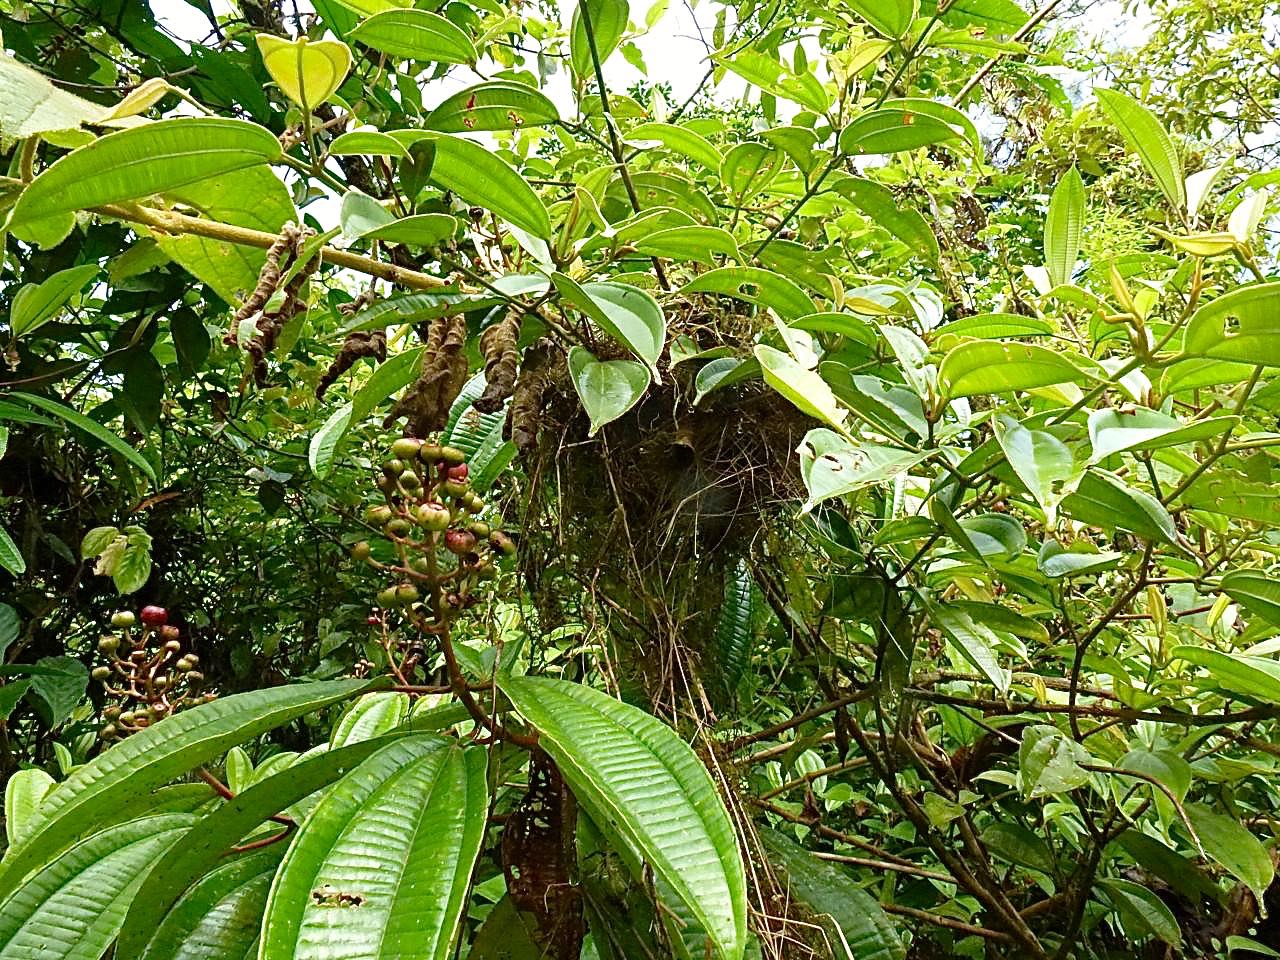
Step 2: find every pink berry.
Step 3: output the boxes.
[140,605,168,626]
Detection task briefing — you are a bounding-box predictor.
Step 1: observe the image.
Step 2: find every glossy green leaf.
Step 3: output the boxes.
[340,190,394,239]
[10,391,156,485]
[693,356,760,404]
[994,415,1083,523]
[1018,724,1090,797]
[1098,878,1181,946]
[1095,89,1185,212]
[833,177,939,262]
[1088,408,1237,461]
[758,829,904,960]
[0,53,113,138]
[1044,166,1084,287]
[1181,282,1280,364]
[567,346,651,435]
[721,142,785,205]
[1221,569,1280,627]
[0,527,24,576]
[933,312,1054,340]
[350,10,477,64]
[684,268,816,320]
[798,429,926,510]
[10,117,282,248]
[0,814,192,960]
[755,347,849,434]
[0,679,373,903]
[879,99,981,155]
[330,690,410,747]
[1171,645,1280,704]
[635,225,740,265]
[256,34,351,109]
[840,108,964,156]
[309,401,353,478]
[3,769,54,846]
[717,51,829,114]
[364,213,458,248]
[981,822,1054,874]
[845,0,917,38]
[928,600,1011,692]
[10,264,98,339]
[499,676,747,960]
[570,0,629,79]
[260,737,488,960]
[715,560,756,693]
[407,132,550,238]
[553,275,665,375]
[1185,803,1274,906]
[628,121,723,171]
[351,348,425,423]
[1060,469,1178,545]
[939,341,1093,398]
[329,129,409,158]
[425,81,559,132]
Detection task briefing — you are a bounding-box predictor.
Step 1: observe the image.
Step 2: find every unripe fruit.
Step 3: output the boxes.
[119,711,136,725]
[186,671,204,683]
[176,656,195,672]
[467,521,490,539]
[160,625,180,641]
[98,636,119,654]
[395,583,420,604]
[440,446,466,465]
[463,493,485,514]
[352,541,372,561]
[91,666,111,681]
[490,531,517,556]
[111,611,136,628]
[439,479,468,498]
[100,724,117,739]
[392,438,423,459]
[104,706,121,721]
[164,639,182,653]
[398,469,422,490]
[419,443,444,463]
[410,556,432,574]
[447,463,469,481]
[382,458,406,477]
[140,605,168,626]
[366,505,393,524]
[385,518,412,537]
[376,475,394,493]
[475,561,498,581]
[445,530,477,556]
[134,716,150,728]
[416,502,451,531]
[377,586,398,607]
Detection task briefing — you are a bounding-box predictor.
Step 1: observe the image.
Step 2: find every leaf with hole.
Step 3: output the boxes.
[425,81,559,132]
[1181,282,1280,364]
[684,268,816,320]
[797,429,927,511]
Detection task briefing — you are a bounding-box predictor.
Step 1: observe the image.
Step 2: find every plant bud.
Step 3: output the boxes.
[463,493,484,514]
[119,711,136,725]
[445,530,477,556]
[111,611,136,628]
[140,605,168,626]
[367,614,381,625]
[98,636,119,654]
[440,445,466,465]
[365,505,393,525]
[91,666,111,681]
[415,502,451,531]
[376,474,394,493]
[398,469,422,490]
[392,438,423,460]
[352,541,372,561]
[395,583,420,604]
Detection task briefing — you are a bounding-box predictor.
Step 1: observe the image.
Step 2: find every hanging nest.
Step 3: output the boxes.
[508,308,811,717]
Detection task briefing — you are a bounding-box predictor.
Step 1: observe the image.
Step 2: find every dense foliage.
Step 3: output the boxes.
[1,0,1279,957]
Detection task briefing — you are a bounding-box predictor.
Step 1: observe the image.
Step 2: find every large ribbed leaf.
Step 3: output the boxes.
[499,676,747,960]
[331,691,410,747]
[442,372,514,492]
[139,849,283,960]
[116,735,405,958]
[715,560,756,693]
[759,829,903,960]
[0,813,193,960]
[260,737,489,959]
[0,679,373,902]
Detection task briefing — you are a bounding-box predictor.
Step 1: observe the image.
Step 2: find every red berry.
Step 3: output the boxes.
[444,529,477,555]
[446,463,469,481]
[140,605,168,626]
[367,615,380,625]
[160,625,180,641]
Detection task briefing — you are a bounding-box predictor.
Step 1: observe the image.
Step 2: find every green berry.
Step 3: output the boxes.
[366,505,393,524]
[98,635,119,654]
[419,443,444,464]
[385,518,413,537]
[100,724,117,739]
[382,458,406,477]
[110,610,136,628]
[91,666,111,681]
[439,479,468,499]
[467,521,491,539]
[395,583,420,604]
[352,541,372,561]
[415,502,451,531]
[392,438,423,460]
[440,445,466,465]
[377,586,399,607]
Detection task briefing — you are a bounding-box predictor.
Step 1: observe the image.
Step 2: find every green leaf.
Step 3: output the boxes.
[260,738,488,960]
[628,122,723,171]
[404,132,550,238]
[755,347,849,435]
[4,769,54,846]
[1098,878,1181,947]
[845,0,917,37]
[928,601,1011,692]
[1060,469,1179,545]
[309,401,353,478]
[12,392,158,485]
[28,656,88,728]
[938,341,1093,398]
[553,275,666,376]
[934,313,1054,339]
[0,604,18,659]
[981,822,1054,874]
[80,525,119,558]
[0,53,113,138]
[9,117,282,248]
[1044,166,1084,287]
[255,34,352,109]
[758,828,904,960]
[361,213,458,248]
[840,108,964,156]
[0,527,25,576]
[499,676,747,960]
[567,346,651,435]
[350,9,477,64]
[716,51,829,114]
[570,0,629,79]
[833,177,939,262]
[1181,282,1280,364]
[1087,408,1237,461]
[721,142,784,205]
[425,81,559,132]
[1185,803,1274,906]
[635,225,740,265]
[1117,831,1221,906]
[138,849,282,960]
[683,267,817,321]
[1018,724,1090,797]
[797,428,927,511]
[879,99,981,155]
[1095,89,1185,213]
[994,415,1083,524]
[0,679,373,903]
[117,735,409,958]
[1221,569,1280,627]
[1171,645,1280,704]
[715,559,755,694]
[351,348,426,423]
[330,690,410,747]
[329,129,409,158]
[113,525,152,594]
[0,814,193,960]
[339,189,394,239]
[694,357,760,405]
[10,264,98,339]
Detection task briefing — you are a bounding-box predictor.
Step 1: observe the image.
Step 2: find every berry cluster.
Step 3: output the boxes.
[354,439,515,615]
[92,605,213,739]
